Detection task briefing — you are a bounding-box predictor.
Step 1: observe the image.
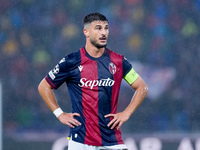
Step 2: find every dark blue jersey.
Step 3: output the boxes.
[45,47,133,146]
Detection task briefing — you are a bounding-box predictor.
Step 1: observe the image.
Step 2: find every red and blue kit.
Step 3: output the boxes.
[45,47,138,146]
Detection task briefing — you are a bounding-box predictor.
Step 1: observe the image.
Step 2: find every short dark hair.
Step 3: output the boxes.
[83,12,108,26]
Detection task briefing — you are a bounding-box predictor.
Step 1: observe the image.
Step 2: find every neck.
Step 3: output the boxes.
[85,42,105,58]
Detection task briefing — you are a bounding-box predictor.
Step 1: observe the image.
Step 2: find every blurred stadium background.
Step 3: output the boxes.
[0,0,200,149]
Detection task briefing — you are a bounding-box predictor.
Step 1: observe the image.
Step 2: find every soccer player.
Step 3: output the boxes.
[38,12,148,150]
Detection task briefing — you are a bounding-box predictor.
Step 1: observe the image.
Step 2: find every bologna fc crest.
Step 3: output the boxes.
[109,62,116,74]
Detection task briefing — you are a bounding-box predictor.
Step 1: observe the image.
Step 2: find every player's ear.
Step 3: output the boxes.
[83,28,89,37]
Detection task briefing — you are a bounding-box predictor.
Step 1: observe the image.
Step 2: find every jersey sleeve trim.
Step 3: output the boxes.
[124,68,139,85]
[45,76,57,89]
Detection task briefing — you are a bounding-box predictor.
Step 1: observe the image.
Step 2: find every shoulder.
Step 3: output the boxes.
[107,48,123,57]
[107,48,124,63]
[66,50,81,61]
[65,50,81,67]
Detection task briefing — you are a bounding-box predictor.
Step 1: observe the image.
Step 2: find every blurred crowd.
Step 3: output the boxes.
[1,0,200,135]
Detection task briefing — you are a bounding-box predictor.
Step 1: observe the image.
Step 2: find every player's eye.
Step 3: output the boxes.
[95,26,102,30]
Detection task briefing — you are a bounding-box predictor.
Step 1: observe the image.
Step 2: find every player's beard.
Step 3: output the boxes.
[90,38,107,49]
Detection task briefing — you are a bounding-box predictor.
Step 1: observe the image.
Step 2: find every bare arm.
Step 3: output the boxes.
[38,78,81,128]
[105,76,148,130]
[38,78,59,111]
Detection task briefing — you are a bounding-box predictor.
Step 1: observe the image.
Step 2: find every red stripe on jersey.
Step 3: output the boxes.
[80,48,102,146]
[109,50,124,144]
[45,76,57,89]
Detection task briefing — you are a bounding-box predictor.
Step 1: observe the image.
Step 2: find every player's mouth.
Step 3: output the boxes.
[99,37,107,42]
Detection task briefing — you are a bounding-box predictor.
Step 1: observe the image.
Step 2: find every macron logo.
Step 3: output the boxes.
[78,65,83,72]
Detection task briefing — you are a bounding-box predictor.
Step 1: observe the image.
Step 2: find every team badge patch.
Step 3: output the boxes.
[109,62,116,74]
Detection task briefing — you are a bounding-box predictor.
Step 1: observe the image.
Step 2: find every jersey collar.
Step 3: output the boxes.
[83,47,108,61]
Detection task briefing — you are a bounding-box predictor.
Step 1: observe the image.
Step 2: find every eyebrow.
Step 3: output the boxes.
[95,24,109,28]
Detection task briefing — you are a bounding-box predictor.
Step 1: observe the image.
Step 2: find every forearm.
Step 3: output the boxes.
[38,78,59,112]
[105,79,148,130]
[124,77,148,117]
[125,87,148,116]
[38,78,81,127]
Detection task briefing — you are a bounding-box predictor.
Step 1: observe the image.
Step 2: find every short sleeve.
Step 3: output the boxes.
[124,68,139,84]
[122,57,139,84]
[45,57,70,89]
[122,56,133,77]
